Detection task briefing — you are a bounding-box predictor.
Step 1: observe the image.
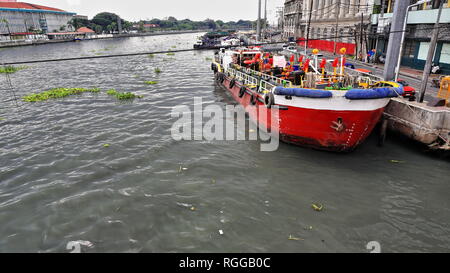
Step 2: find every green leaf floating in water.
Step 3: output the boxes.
[312,203,323,212]
[390,160,405,163]
[144,81,158,85]
[103,144,110,147]
[288,235,304,241]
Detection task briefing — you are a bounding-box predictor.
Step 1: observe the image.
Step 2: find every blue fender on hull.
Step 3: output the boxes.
[274,86,333,98]
[344,85,404,100]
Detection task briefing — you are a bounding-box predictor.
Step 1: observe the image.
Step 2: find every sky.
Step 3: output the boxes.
[34,0,285,24]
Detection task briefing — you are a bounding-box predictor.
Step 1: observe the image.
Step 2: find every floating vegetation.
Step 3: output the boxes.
[106,89,118,96]
[311,203,323,212]
[23,88,100,102]
[147,54,155,58]
[144,81,158,85]
[390,159,405,164]
[205,57,212,61]
[116,92,143,100]
[0,117,5,121]
[288,235,304,241]
[171,45,177,48]
[154,68,162,74]
[106,89,143,100]
[103,144,110,148]
[0,65,28,74]
[166,52,175,56]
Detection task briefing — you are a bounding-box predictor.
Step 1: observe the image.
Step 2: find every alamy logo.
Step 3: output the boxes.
[170,97,280,151]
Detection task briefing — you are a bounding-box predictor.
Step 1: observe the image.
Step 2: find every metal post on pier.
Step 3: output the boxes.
[382,0,409,81]
[257,0,262,42]
[418,1,444,103]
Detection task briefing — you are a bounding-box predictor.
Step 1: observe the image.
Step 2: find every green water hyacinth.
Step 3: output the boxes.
[166,53,175,56]
[23,88,100,102]
[0,65,28,74]
[106,89,118,96]
[115,92,143,100]
[106,89,143,100]
[154,68,162,74]
[144,81,158,85]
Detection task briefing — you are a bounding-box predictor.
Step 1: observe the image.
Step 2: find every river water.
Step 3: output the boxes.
[0,33,449,253]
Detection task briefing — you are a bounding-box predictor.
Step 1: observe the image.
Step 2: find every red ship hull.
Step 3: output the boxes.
[219,76,387,152]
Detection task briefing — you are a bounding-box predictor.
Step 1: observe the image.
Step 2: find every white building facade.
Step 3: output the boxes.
[283,0,303,39]
[0,2,75,36]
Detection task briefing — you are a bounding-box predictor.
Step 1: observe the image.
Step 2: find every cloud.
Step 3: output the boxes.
[66,0,81,6]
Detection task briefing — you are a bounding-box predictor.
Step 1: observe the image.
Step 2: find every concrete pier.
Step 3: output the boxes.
[384,98,450,151]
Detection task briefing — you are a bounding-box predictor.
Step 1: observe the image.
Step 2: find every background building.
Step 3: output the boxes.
[283,0,303,39]
[298,0,375,56]
[371,0,450,74]
[0,1,75,39]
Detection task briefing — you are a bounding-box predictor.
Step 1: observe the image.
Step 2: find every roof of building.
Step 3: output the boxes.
[0,2,72,13]
[76,27,95,33]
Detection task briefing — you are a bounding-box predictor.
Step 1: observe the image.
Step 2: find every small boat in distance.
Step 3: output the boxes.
[210,47,404,152]
[193,31,239,49]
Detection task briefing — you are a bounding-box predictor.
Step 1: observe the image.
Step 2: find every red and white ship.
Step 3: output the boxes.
[211,47,404,152]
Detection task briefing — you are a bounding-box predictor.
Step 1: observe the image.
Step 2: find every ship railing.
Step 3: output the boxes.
[227,68,259,87]
[238,67,293,87]
[227,67,278,94]
[259,80,276,94]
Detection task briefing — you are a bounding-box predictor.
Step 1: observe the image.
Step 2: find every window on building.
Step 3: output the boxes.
[418,42,430,60]
[440,43,450,64]
[402,40,417,58]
